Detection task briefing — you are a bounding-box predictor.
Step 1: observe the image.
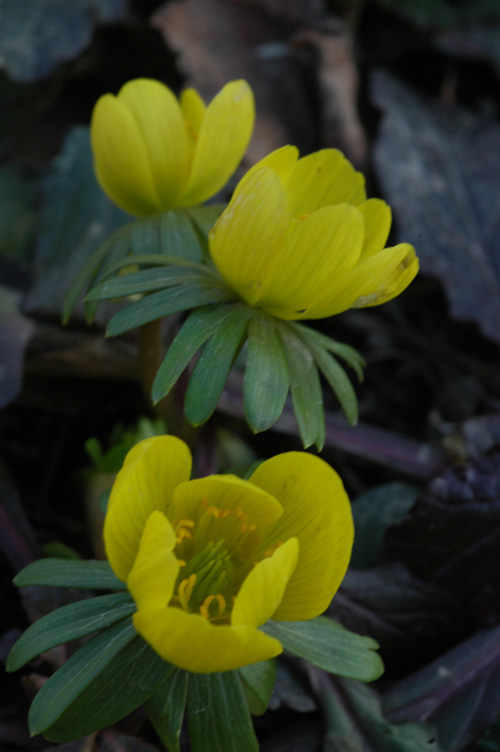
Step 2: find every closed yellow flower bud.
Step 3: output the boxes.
[209,146,419,320]
[91,78,255,216]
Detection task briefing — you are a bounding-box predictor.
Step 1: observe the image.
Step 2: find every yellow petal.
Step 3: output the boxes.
[232,538,298,627]
[209,167,290,305]
[303,242,418,318]
[231,145,299,202]
[285,149,366,217]
[91,94,160,216]
[177,80,255,207]
[352,243,419,307]
[180,87,206,143]
[250,453,353,621]
[173,474,283,530]
[255,204,364,316]
[104,436,192,581]
[127,511,179,611]
[133,608,282,672]
[118,78,190,210]
[358,199,392,260]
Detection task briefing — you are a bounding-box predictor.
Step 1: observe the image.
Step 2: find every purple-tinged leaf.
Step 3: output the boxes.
[330,564,468,675]
[308,668,441,752]
[383,626,500,751]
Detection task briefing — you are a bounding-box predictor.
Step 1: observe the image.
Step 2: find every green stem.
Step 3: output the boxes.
[138,319,198,446]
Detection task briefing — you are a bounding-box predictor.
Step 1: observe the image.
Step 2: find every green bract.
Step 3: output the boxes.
[9,557,382,750]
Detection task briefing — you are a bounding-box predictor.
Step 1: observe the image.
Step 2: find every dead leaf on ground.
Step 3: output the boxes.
[372,69,500,344]
[152,0,321,162]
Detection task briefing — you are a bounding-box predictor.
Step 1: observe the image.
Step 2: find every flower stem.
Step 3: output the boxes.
[138,319,198,446]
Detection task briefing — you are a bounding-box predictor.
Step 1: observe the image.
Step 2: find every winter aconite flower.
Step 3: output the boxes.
[91,78,254,216]
[209,146,419,320]
[104,435,353,673]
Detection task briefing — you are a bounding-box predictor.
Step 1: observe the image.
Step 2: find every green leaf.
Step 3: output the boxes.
[152,305,233,404]
[7,592,135,672]
[262,616,384,682]
[106,283,236,337]
[63,221,133,324]
[187,671,258,752]
[146,669,189,752]
[184,306,251,426]
[244,314,289,433]
[0,0,127,83]
[0,166,36,260]
[292,323,365,380]
[86,264,213,301]
[130,209,204,262]
[8,591,133,669]
[298,332,359,425]
[27,127,128,320]
[277,323,325,450]
[14,558,124,590]
[31,620,176,741]
[239,659,277,716]
[351,483,419,569]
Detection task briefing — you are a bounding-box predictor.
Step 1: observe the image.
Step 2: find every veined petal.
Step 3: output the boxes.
[127,511,179,611]
[133,608,282,672]
[231,145,299,202]
[104,436,192,581]
[91,94,160,216]
[232,538,298,627]
[178,80,255,207]
[118,78,190,209]
[256,204,364,316]
[358,199,392,260]
[173,474,283,530]
[300,242,418,319]
[285,149,366,217]
[351,243,419,307]
[250,453,353,621]
[209,167,289,305]
[180,87,206,143]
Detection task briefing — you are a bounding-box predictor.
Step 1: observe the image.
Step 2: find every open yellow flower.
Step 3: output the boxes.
[104,435,353,673]
[209,146,419,320]
[91,78,254,216]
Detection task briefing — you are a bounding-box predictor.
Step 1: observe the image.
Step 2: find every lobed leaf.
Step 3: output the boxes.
[239,659,277,717]
[7,592,135,672]
[292,322,365,380]
[14,558,124,590]
[184,306,252,425]
[86,264,214,301]
[262,616,384,683]
[277,323,325,450]
[31,619,175,740]
[244,315,289,433]
[146,669,189,752]
[152,304,237,404]
[187,671,258,752]
[106,283,237,336]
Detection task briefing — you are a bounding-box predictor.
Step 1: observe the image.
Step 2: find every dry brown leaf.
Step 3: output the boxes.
[152,0,318,162]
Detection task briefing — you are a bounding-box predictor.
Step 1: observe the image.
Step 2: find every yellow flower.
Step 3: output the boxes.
[104,436,353,673]
[209,146,419,320]
[90,79,254,216]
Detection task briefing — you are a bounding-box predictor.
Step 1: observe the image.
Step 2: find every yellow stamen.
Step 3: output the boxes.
[199,593,227,620]
[177,573,197,610]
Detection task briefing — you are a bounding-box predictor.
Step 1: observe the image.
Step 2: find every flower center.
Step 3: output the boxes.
[170,502,262,622]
